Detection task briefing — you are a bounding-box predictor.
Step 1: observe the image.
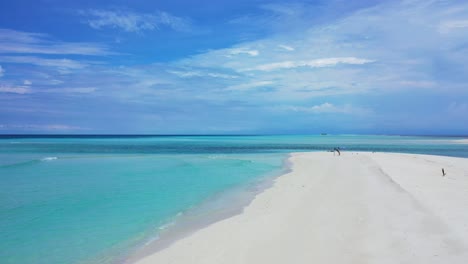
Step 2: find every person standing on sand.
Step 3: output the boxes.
[442,168,446,176]
[334,147,341,156]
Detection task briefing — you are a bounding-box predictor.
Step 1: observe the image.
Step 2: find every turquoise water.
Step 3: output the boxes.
[1,135,467,264]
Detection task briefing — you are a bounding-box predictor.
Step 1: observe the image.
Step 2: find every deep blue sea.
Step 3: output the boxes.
[1,135,467,264]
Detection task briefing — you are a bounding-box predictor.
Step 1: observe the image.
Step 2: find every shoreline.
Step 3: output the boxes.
[133,151,468,264]
[122,154,292,264]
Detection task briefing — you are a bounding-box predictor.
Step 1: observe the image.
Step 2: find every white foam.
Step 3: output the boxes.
[158,221,176,231]
[41,157,58,161]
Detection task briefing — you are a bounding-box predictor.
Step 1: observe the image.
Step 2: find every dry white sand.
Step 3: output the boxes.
[135,152,468,264]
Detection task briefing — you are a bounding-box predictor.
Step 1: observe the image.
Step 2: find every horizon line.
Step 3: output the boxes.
[0,133,467,137]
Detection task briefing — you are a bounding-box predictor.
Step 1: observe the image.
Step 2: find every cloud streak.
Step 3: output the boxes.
[178,0,468,102]
[0,84,96,95]
[226,81,273,91]
[439,20,468,32]
[278,45,294,51]
[226,48,259,57]
[0,56,90,70]
[0,124,86,131]
[80,9,192,32]
[274,103,372,115]
[0,85,31,94]
[167,70,238,79]
[0,29,111,55]
[245,57,374,71]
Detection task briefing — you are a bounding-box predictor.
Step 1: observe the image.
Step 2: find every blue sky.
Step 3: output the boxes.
[0,0,467,134]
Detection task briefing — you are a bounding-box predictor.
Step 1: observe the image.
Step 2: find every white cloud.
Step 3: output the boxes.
[226,48,259,57]
[0,85,96,95]
[4,0,468,121]
[0,28,111,55]
[175,0,468,101]
[439,20,468,33]
[167,70,238,79]
[278,45,295,51]
[0,56,90,70]
[246,57,374,71]
[49,79,64,85]
[81,9,191,32]
[0,124,85,131]
[0,86,31,94]
[0,65,4,77]
[275,102,371,115]
[226,81,273,91]
[399,80,436,88]
[43,87,97,94]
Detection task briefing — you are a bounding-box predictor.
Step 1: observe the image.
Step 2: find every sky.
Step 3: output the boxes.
[0,0,467,135]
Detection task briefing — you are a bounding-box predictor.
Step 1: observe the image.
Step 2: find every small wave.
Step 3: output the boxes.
[144,236,160,246]
[207,155,227,159]
[158,221,176,231]
[41,157,58,161]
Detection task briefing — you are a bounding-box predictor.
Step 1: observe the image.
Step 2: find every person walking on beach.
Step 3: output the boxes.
[334,147,341,156]
[442,168,446,176]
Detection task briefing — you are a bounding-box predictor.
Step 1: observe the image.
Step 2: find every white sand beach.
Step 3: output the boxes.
[135,152,468,264]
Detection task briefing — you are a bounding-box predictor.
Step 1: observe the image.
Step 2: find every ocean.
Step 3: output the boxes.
[1,135,467,263]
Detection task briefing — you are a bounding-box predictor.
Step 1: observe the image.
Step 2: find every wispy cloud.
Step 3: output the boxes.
[0,28,111,55]
[0,56,90,70]
[0,85,31,94]
[245,57,374,71]
[226,48,259,57]
[0,84,96,95]
[0,65,4,77]
[177,0,468,103]
[439,20,468,33]
[278,45,294,51]
[42,87,97,94]
[274,103,372,115]
[2,0,468,133]
[167,70,238,79]
[399,80,436,89]
[226,81,273,91]
[80,9,192,32]
[0,124,86,131]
